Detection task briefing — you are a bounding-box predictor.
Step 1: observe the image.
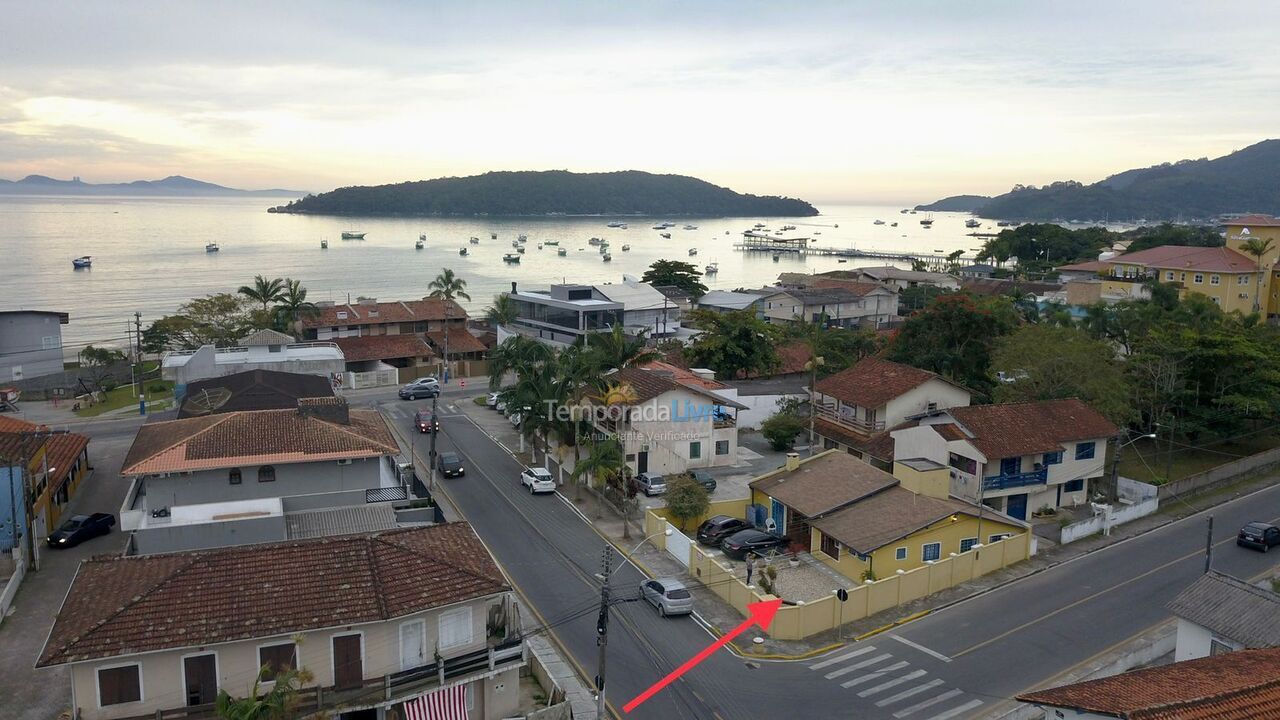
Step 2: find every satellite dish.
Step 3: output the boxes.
[181,387,232,415]
[623,273,640,283]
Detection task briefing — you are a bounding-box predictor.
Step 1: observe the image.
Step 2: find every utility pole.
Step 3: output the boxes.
[596,545,612,719]
[428,392,439,497]
[1204,515,1213,574]
[134,312,145,415]
[806,356,823,456]
[1164,417,1176,483]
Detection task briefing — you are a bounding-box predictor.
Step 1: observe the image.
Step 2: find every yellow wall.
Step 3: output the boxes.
[1109,259,1258,314]
[811,512,1024,579]
[1225,223,1280,315]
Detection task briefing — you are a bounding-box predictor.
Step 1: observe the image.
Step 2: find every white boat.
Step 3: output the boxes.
[683,224,698,230]
[72,256,92,268]
[660,232,671,239]
[589,237,603,245]
[320,239,328,249]
[420,233,428,241]
[517,246,526,254]
[606,221,625,228]
[459,247,469,256]
[340,231,365,239]
[205,242,220,252]
[517,234,528,242]
[557,247,567,256]
[512,240,520,248]
[544,240,559,246]
[704,262,718,274]
[621,244,631,251]
[415,239,425,249]
[503,253,520,263]
[688,248,698,256]
[965,219,981,228]
[470,237,480,244]
[873,220,885,225]
[602,253,612,262]
[652,224,666,230]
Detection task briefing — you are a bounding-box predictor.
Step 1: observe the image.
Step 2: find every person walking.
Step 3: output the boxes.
[745,553,755,586]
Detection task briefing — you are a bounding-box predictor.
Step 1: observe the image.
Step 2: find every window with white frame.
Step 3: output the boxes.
[438,606,474,649]
[98,664,142,706]
[1240,274,1251,285]
[1165,271,1174,281]
[41,335,59,349]
[895,547,907,561]
[922,542,941,562]
[1210,274,1220,285]
[257,643,296,681]
[1193,273,1204,284]
[960,537,979,553]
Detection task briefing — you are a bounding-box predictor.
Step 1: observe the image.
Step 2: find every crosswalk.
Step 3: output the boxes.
[807,641,984,719]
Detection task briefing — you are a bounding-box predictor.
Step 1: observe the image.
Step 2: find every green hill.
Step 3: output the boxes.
[273,170,818,217]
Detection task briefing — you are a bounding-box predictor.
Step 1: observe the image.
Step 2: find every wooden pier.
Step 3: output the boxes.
[733,232,978,270]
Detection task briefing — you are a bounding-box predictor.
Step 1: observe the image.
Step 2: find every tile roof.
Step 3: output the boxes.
[810,485,987,554]
[333,334,433,362]
[179,369,335,418]
[849,266,956,283]
[640,361,728,391]
[425,327,488,355]
[37,523,508,667]
[43,432,89,485]
[605,367,747,409]
[697,290,763,310]
[948,399,1118,460]
[1111,245,1257,273]
[1165,571,1280,647]
[122,407,397,474]
[814,357,962,409]
[960,278,1063,296]
[285,504,399,540]
[1224,214,1280,228]
[750,451,898,518]
[766,286,885,305]
[1017,647,1280,719]
[302,297,467,329]
[1056,260,1110,273]
[0,418,89,484]
[239,328,296,346]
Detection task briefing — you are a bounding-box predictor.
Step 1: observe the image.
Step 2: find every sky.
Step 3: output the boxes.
[1,1,1278,204]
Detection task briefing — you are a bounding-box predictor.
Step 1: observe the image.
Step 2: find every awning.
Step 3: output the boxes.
[402,684,467,720]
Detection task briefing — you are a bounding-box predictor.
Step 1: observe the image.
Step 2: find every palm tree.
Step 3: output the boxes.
[585,325,658,375]
[238,275,286,311]
[273,279,319,336]
[571,435,626,517]
[488,335,553,389]
[215,666,313,720]
[1240,237,1274,314]
[428,268,472,302]
[556,344,600,499]
[485,293,518,327]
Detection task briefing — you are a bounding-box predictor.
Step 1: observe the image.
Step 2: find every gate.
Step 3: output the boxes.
[664,520,691,568]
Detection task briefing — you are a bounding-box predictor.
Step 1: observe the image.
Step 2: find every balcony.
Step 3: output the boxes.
[983,468,1048,492]
[815,405,885,433]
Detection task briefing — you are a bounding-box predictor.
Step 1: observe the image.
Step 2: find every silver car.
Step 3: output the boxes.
[634,472,666,496]
[640,578,693,617]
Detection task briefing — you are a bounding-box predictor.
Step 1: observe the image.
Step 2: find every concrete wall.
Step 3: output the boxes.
[141,457,386,510]
[0,312,65,382]
[883,380,971,428]
[1158,445,1280,501]
[715,388,805,431]
[1058,498,1159,545]
[811,513,1026,579]
[131,514,286,555]
[618,388,737,475]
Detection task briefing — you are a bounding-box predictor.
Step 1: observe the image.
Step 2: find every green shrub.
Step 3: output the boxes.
[148,383,168,394]
[101,379,118,392]
[761,411,807,451]
[665,475,710,530]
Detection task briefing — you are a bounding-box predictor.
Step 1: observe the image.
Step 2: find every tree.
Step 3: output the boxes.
[215,666,313,720]
[79,344,127,391]
[273,278,318,335]
[1240,237,1274,314]
[641,260,708,299]
[428,268,471,302]
[761,410,807,451]
[991,325,1133,424]
[144,294,256,350]
[571,435,628,523]
[684,309,780,379]
[887,293,1018,397]
[665,475,710,530]
[485,293,518,326]
[237,275,286,312]
[584,325,658,374]
[783,320,881,376]
[487,335,554,389]
[899,285,951,313]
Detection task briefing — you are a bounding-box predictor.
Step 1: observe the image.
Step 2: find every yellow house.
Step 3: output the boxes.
[1223,214,1280,315]
[748,451,1026,582]
[0,417,92,540]
[1098,244,1261,314]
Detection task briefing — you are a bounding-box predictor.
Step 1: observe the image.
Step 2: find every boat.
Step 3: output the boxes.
[459,247,468,256]
[873,220,885,225]
[753,223,766,229]
[205,242,220,252]
[782,225,796,231]
[965,219,981,228]
[838,259,847,263]
[503,253,520,263]
[909,211,917,215]
[815,231,822,234]
[996,221,1011,227]
[652,224,666,230]
[512,240,520,248]
[320,239,328,249]
[72,256,92,268]
[517,246,526,254]
[602,253,612,262]
[537,243,543,249]
[517,234,528,242]
[599,244,609,254]
[341,231,366,240]
[683,224,698,230]
[606,221,625,228]
[588,237,603,245]
[660,232,671,239]
[772,253,780,262]
[557,247,567,256]
[491,232,498,240]
[688,248,698,256]
[890,222,898,227]
[415,239,425,250]
[920,218,934,226]
[725,230,730,235]
[704,262,718,274]
[544,240,559,246]
[470,237,480,244]
[621,244,631,251]
[901,209,909,214]
[420,233,428,242]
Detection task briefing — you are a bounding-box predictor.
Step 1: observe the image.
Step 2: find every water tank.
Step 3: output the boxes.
[1098,251,1117,262]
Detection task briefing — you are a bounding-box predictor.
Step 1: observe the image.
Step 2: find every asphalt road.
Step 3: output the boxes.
[387,400,1280,720]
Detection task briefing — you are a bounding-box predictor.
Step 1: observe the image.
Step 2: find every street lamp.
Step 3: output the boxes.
[1106,430,1158,500]
[593,527,673,582]
[806,356,825,456]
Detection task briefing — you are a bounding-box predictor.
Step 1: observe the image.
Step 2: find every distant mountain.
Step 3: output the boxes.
[920,139,1280,222]
[914,194,990,213]
[0,174,304,197]
[273,170,818,217]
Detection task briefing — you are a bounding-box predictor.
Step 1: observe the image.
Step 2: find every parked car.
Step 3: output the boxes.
[696,515,751,547]
[486,392,500,408]
[640,577,693,617]
[634,472,666,496]
[47,513,115,548]
[690,469,716,493]
[520,467,556,494]
[720,529,787,560]
[1237,522,1280,552]
[509,412,523,427]
[414,410,439,433]
[438,451,464,478]
[399,377,441,400]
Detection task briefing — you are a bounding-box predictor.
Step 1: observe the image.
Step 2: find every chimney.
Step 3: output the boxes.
[297,396,350,425]
[785,452,800,471]
[691,368,716,381]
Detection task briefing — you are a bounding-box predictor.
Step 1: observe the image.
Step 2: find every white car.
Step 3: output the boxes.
[520,467,556,494]
[509,412,523,427]
[487,392,500,408]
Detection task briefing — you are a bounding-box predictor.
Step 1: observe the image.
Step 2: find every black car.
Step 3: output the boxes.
[1237,522,1280,552]
[720,529,787,560]
[696,515,751,546]
[690,469,717,493]
[414,410,439,434]
[438,451,465,478]
[47,513,115,548]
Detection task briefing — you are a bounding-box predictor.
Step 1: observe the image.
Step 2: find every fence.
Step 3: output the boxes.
[1118,476,1158,504]
[1058,497,1160,545]
[346,368,400,389]
[1157,445,1280,501]
[663,519,691,568]
[645,506,1031,640]
[0,545,27,627]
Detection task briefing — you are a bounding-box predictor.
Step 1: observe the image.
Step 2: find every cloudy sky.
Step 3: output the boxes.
[2,1,1277,204]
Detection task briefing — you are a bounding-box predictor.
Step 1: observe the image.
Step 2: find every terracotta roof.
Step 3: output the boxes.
[0,416,41,433]
[43,432,89,485]
[1056,260,1109,273]
[426,327,488,355]
[814,357,962,409]
[1110,245,1257,273]
[640,361,728,391]
[179,369,335,418]
[122,407,397,474]
[1224,214,1280,228]
[1165,571,1280,647]
[333,334,433,362]
[750,451,898,518]
[0,418,88,484]
[1017,647,1280,719]
[948,399,1117,460]
[604,367,747,409]
[302,297,467,329]
[960,278,1063,296]
[765,285,886,305]
[810,485,989,554]
[37,523,508,667]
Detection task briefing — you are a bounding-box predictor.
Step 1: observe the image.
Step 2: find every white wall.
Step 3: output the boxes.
[883,379,971,428]
[614,387,737,475]
[714,388,804,430]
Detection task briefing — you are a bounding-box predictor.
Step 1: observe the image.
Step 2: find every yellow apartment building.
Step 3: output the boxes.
[1102,244,1261,314]
[1223,214,1280,315]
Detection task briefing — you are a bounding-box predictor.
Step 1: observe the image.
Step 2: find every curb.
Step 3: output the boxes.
[852,610,931,642]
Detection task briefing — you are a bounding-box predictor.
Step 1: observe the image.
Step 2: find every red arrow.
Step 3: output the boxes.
[623,598,783,713]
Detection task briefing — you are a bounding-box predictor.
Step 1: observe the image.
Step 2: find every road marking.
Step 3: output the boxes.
[858,669,928,697]
[924,698,983,719]
[876,678,945,707]
[891,634,953,662]
[839,660,909,688]
[808,645,879,670]
[823,653,892,679]
[892,689,963,718]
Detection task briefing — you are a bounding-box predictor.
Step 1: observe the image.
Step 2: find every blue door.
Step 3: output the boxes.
[770,498,786,534]
[1005,493,1028,521]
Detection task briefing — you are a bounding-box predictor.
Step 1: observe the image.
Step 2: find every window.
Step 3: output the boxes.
[258,643,297,681]
[960,537,978,553]
[1193,273,1203,284]
[948,453,977,475]
[1063,478,1085,493]
[439,606,474,649]
[1210,274,1220,285]
[824,438,837,450]
[1210,638,1237,656]
[258,465,276,483]
[1043,451,1063,466]
[922,542,941,562]
[715,440,729,456]
[229,468,242,485]
[895,547,907,561]
[689,441,702,459]
[1240,275,1251,285]
[1165,271,1174,281]
[1212,296,1220,305]
[989,533,1012,544]
[820,532,840,560]
[1000,457,1021,476]
[42,335,59,350]
[1074,442,1096,461]
[98,664,142,706]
